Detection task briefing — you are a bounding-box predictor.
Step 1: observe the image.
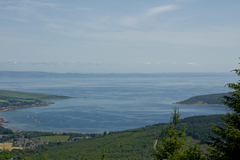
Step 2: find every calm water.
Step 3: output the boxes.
[0,72,238,133]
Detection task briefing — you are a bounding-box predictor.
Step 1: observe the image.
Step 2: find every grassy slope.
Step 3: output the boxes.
[20,115,223,160]
[39,136,70,141]
[0,90,70,100]
[28,126,163,160]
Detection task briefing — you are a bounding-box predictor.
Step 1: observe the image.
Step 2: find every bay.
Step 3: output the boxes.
[0,72,238,133]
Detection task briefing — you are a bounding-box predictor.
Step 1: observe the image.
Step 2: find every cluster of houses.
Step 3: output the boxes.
[12,136,91,149]
[13,137,70,149]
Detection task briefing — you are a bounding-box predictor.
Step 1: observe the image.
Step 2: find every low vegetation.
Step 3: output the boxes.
[0,143,22,151]
[38,136,70,141]
[0,90,70,111]
[0,114,222,159]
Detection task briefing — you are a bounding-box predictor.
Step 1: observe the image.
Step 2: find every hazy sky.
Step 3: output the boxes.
[1,0,240,73]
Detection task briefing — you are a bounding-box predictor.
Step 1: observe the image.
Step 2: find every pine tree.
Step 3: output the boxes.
[153,107,204,160]
[0,148,11,160]
[100,148,106,160]
[206,69,240,159]
[21,150,31,160]
[80,152,87,160]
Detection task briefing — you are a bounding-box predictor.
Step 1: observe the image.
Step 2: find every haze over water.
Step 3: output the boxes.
[0,72,238,133]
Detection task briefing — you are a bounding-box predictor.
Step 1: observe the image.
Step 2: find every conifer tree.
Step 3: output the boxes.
[80,152,87,160]
[100,148,106,160]
[153,107,204,160]
[0,148,11,160]
[21,150,31,160]
[206,68,240,159]
[40,152,50,160]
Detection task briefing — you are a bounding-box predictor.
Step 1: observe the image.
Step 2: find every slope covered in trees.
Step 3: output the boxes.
[6,114,223,159]
[206,69,240,159]
[175,93,230,105]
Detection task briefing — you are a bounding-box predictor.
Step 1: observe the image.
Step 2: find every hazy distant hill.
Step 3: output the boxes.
[0,71,235,78]
[175,93,230,105]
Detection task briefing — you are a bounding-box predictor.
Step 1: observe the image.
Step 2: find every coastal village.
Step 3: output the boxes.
[0,90,103,152]
[0,131,93,151]
[12,136,85,150]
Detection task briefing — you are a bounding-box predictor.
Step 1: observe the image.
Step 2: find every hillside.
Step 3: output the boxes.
[174,93,230,105]
[0,90,70,112]
[9,114,224,160]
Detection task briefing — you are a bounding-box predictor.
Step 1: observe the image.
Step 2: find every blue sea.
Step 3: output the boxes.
[0,72,238,133]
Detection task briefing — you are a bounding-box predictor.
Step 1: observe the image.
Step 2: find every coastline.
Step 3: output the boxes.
[0,102,54,113]
[0,98,70,128]
[173,103,226,106]
[0,117,5,126]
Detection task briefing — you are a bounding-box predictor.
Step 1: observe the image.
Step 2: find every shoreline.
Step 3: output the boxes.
[0,101,226,133]
[0,99,70,128]
[0,103,54,125]
[0,117,5,126]
[0,102,53,113]
[173,103,226,106]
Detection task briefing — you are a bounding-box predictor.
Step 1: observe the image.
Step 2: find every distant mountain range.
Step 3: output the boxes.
[0,71,234,78]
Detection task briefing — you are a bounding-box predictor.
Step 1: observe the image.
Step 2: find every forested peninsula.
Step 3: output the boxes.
[174,93,230,105]
[0,90,71,113]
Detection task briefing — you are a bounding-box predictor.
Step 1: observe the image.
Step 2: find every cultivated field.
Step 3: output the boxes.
[39,136,70,141]
[0,143,23,151]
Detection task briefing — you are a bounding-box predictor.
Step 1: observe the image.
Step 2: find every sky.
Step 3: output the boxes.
[0,0,240,73]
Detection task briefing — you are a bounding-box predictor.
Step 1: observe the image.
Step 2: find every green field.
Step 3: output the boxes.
[39,136,70,141]
[0,100,8,102]
[0,90,70,100]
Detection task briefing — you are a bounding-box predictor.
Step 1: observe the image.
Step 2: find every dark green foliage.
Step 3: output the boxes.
[0,126,13,135]
[206,69,240,159]
[153,107,204,160]
[100,148,106,160]
[0,148,11,160]
[181,115,224,143]
[40,153,50,160]
[176,93,230,105]
[21,150,31,160]
[11,126,164,159]
[184,144,204,160]
[80,152,87,160]
[153,107,188,159]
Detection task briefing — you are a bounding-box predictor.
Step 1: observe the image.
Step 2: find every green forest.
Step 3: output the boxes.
[174,93,230,105]
[0,114,223,159]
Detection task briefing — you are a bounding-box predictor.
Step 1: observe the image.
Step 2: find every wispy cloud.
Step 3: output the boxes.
[0,61,19,65]
[12,18,29,23]
[119,5,180,27]
[46,23,62,29]
[146,5,179,17]
[187,62,199,65]
[143,62,151,65]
